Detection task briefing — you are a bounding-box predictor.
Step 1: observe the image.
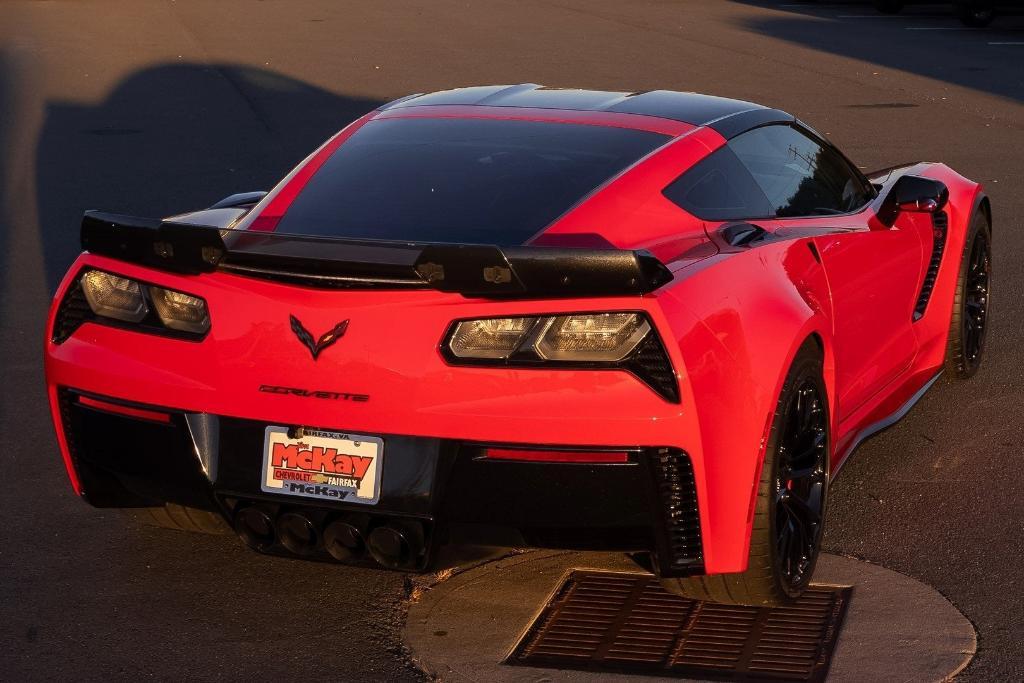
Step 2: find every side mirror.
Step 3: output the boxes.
[886,175,949,214]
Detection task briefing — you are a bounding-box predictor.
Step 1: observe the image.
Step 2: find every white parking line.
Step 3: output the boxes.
[989,42,1024,45]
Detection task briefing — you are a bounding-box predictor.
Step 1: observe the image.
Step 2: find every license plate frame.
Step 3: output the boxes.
[260,426,383,505]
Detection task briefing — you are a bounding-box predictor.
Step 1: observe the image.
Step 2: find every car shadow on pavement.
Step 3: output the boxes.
[732,0,1024,103]
[31,62,385,293]
[0,61,436,681]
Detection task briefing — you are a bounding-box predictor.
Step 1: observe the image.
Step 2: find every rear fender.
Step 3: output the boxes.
[656,236,835,574]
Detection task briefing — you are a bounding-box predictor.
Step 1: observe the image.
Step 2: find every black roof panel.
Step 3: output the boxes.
[381,84,789,134]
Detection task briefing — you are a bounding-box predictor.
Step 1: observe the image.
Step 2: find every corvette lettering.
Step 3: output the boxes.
[259,384,369,402]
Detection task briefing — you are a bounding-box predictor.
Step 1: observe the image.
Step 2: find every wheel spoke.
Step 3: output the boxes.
[793,431,826,465]
[784,464,823,483]
[789,507,816,554]
[782,490,821,528]
[775,514,792,574]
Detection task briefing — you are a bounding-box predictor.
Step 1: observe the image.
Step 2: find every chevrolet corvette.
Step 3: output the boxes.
[44,85,991,606]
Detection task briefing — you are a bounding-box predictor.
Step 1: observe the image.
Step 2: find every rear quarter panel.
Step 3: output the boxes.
[656,237,834,573]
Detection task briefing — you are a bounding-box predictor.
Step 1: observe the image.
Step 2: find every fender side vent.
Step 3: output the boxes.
[508,570,851,683]
[913,211,948,321]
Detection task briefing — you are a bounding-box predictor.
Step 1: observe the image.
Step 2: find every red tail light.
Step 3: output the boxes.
[77,395,173,424]
[481,447,629,464]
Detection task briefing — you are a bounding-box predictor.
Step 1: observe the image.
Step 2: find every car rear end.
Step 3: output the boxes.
[44,108,711,577]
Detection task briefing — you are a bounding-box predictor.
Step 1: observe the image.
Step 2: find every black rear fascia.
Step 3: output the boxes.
[58,390,703,574]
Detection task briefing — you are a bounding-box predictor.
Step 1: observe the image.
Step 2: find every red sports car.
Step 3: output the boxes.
[45,85,990,606]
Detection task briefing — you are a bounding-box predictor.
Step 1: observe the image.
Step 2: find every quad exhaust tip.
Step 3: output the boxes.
[232,503,424,569]
[367,520,422,570]
[276,511,321,556]
[233,504,277,552]
[323,515,368,562]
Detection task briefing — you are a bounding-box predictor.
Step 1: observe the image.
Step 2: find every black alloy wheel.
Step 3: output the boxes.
[947,210,992,379]
[773,378,828,591]
[962,229,991,369]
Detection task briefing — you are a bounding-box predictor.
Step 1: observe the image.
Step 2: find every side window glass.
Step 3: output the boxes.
[729,126,872,217]
[662,146,773,221]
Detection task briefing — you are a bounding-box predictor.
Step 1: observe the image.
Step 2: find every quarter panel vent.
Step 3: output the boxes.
[649,449,703,575]
[913,211,948,321]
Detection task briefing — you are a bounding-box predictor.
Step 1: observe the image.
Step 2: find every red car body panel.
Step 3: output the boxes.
[44,87,986,576]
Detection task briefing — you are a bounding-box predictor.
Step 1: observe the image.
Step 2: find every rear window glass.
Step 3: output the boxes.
[272,118,668,245]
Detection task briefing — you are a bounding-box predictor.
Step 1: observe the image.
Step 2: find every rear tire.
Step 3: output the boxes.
[127,504,230,535]
[660,342,829,606]
[946,210,992,378]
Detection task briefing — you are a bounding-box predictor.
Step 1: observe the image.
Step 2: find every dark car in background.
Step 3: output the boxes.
[871,0,1016,26]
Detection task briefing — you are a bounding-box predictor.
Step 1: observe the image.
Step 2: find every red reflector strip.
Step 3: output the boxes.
[77,395,173,424]
[482,448,629,464]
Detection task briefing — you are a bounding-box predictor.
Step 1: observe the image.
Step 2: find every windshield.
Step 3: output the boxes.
[271,117,669,245]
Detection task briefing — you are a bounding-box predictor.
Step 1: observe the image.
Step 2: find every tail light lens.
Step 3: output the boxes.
[535,313,649,362]
[449,317,535,359]
[448,312,649,362]
[443,312,679,402]
[149,286,211,334]
[81,270,149,323]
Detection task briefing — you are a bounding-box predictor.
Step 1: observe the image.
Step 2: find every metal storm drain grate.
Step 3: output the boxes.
[507,570,851,682]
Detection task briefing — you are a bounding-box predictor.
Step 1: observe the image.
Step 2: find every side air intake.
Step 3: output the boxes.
[913,211,948,321]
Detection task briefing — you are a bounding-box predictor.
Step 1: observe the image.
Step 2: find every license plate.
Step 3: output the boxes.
[261,426,383,505]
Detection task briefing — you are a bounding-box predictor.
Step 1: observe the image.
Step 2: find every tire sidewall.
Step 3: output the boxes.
[764,349,830,600]
[950,211,992,378]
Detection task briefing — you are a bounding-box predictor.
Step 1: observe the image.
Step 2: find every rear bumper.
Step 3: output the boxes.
[52,388,704,576]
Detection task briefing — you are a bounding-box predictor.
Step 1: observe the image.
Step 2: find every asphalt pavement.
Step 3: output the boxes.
[1,1,1022,680]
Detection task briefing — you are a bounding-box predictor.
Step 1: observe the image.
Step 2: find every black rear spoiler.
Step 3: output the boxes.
[80,211,673,297]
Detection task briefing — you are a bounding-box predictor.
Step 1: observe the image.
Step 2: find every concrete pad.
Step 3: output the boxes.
[404,551,975,682]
